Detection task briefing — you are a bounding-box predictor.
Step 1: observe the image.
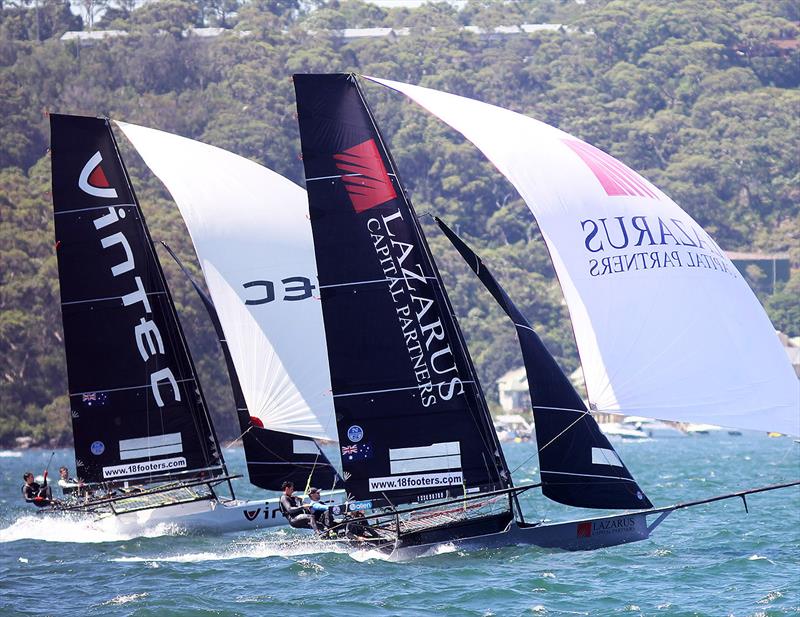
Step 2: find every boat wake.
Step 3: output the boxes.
[110,533,353,564]
[0,513,184,544]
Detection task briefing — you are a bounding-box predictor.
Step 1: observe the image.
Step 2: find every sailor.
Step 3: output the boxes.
[57,466,83,496]
[21,471,52,507]
[345,510,380,541]
[307,487,334,530]
[278,481,319,533]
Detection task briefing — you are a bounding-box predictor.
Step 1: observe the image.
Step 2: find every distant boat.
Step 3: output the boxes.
[621,416,686,438]
[284,74,799,560]
[685,423,723,435]
[600,423,650,440]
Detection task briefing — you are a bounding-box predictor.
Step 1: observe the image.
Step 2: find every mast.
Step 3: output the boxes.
[50,114,224,485]
[349,78,517,505]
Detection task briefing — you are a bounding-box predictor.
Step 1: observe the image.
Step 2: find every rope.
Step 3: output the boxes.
[223,425,253,449]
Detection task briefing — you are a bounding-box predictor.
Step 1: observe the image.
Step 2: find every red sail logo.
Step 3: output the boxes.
[577,521,592,538]
[78,151,118,199]
[334,139,397,213]
[564,140,658,200]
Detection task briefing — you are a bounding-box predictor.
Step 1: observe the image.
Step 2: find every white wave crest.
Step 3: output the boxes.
[110,536,352,564]
[0,514,184,544]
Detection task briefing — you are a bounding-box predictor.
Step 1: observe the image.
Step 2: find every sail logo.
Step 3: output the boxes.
[564,140,658,200]
[243,508,261,521]
[334,139,397,213]
[580,215,739,280]
[78,151,119,199]
[366,210,466,407]
[79,152,182,409]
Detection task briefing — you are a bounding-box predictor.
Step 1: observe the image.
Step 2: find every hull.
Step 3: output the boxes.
[384,511,654,562]
[51,490,347,535]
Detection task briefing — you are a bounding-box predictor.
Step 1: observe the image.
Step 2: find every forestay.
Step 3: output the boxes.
[50,114,223,484]
[293,74,509,506]
[368,77,800,437]
[116,121,337,442]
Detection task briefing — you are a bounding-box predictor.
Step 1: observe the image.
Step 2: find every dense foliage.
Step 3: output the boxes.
[1,0,798,447]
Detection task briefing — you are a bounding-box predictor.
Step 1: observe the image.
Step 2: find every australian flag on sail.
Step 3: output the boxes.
[435,217,652,510]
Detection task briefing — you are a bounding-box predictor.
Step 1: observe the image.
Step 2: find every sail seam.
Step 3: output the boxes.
[70,378,195,397]
[54,203,137,215]
[61,291,167,306]
[334,382,475,398]
[542,470,637,482]
[319,277,438,290]
[306,172,398,182]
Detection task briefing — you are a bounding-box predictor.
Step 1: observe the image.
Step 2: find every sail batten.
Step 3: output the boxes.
[369,76,800,437]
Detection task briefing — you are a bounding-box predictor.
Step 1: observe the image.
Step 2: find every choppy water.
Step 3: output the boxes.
[1,435,798,616]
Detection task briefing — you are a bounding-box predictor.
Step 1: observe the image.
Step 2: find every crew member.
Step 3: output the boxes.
[346,510,380,541]
[307,487,334,530]
[57,466,83,496]
[278,481,319,533]
[21,471,52,507]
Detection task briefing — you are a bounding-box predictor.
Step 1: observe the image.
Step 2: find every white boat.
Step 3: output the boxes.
[621,416,686,438]
[599,422,650,440]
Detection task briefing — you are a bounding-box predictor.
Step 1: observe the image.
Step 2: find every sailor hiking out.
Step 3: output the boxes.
[278,481,319,533]
[22,471,53,507]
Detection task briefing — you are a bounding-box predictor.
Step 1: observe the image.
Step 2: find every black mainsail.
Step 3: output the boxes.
[293,74,510,507]
[161,242,342,492]
[50,114,224,485]
[435,218,652,509]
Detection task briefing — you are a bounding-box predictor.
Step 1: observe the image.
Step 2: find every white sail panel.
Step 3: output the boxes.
[368,77,800,436]
[116,121,337,441]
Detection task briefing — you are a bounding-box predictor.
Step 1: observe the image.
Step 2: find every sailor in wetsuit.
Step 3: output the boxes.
[278,481,319,533]
[307,487,335,530]
[22,471,52,507]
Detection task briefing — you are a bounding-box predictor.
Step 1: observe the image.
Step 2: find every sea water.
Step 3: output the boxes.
[1,435,798,616]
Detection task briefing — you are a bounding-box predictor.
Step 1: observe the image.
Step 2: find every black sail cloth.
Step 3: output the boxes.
[435,217,652,510]
[50,114,223,484]
[293,74,510,507]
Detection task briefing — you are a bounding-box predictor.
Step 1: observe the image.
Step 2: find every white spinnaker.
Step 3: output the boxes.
[368,77,800,436]
[116,121,337,441]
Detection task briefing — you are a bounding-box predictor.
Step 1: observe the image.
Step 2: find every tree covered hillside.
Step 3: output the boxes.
[1,0,798,446]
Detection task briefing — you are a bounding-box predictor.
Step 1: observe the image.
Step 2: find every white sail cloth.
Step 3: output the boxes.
[368,77,800,436]
[116,121,337,441]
